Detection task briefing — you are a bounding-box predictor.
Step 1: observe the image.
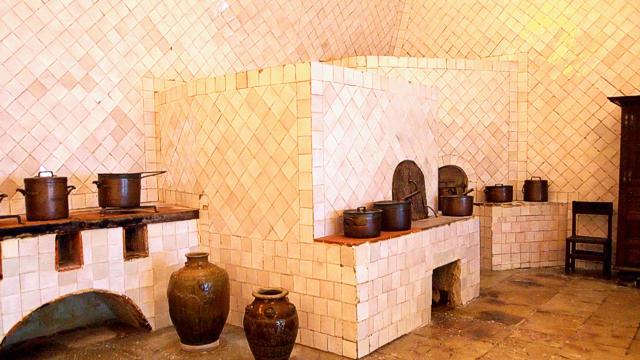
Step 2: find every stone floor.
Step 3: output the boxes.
[4,267,640,359]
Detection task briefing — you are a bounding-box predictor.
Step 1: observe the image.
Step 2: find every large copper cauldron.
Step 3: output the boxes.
[16,171,76,221]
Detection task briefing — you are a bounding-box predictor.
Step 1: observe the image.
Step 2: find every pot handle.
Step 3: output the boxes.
[494,183,503,187]
[92,180,103,189]
[16,188,33,196]
[264,307,277,318]
[402,190,421,200]
[67,185,76,195]
[140,170,167,178]
[38,170,54,177]
[530,176,542,180]
[357,206,366,212]
[0,193,6,202]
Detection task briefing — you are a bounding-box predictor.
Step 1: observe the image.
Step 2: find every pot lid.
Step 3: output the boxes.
[392,160,429,220]
[373,200,411,206]
[343,207,383,215]
[24,171,67,182]
[98,172,143,178]
[438,165,468,192]
[485,184,513,189]
[525,176,547,183]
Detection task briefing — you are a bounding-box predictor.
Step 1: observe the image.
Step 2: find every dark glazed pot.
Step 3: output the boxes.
[373,200,412,231]
[167,252,230,351]
[244,288,299,360]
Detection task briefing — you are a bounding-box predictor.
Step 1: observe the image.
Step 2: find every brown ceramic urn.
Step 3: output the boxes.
[243,287,299,360]
[167,252,230,351]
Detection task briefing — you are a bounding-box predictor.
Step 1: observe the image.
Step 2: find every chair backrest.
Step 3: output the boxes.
[571,201,613,239]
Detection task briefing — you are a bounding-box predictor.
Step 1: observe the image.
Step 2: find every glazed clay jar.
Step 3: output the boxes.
[243,288,299,360]
[167,252,230,351]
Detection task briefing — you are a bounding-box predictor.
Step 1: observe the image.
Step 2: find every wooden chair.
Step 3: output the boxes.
[565,201,613,278]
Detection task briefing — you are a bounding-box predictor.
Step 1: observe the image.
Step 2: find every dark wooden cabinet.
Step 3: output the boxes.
[609,95,640,270]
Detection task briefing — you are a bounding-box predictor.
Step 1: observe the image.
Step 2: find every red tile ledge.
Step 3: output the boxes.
[315,216,474,246]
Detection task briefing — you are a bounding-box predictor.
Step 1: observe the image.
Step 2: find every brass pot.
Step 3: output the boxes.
[16,171,75,221]
[93,171,165,208]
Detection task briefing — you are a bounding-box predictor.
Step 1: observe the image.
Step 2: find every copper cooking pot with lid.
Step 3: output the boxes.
[343,207,382,238]
[523,176,549,202]
[16,171,76,221]
[93,171,166,208]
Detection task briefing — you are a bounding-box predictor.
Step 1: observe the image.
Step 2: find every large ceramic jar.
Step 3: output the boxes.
[243,288,299,360]
[167,252,230,351]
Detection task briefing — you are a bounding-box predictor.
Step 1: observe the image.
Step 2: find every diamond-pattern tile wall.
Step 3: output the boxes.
[394,0,640,204]
[310,63,438,237]
[327,56,519,200]
[0,0,405,215]
[156,72,301,241]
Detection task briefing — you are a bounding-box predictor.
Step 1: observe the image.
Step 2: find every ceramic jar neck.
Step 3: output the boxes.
[185,252,209,267]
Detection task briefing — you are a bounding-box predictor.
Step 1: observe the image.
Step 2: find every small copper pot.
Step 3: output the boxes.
[16,171,75,221]
[484,184,513,203]
[373,200,412,231]
[523,176,549,202]
[93,171,165,208]
[343,207,382,238]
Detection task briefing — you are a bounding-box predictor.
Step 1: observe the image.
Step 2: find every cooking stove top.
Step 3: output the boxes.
[99,205,158,215]
[0,214,22,223]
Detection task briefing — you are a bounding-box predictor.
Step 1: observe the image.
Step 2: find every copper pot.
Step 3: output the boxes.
[440,189,474,216]
[93,171,165,208]
[16,171,75,221]
[343,207,382,238]
[523,176,548,202]
[484,184,513,203]
[373,200,412,231]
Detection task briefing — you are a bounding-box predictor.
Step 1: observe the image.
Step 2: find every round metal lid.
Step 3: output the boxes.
[438,165,468,193]
[343,207,383,215]
[24,171,67,183]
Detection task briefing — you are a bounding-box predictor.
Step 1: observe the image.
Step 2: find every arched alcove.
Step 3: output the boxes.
[0,290,151,351]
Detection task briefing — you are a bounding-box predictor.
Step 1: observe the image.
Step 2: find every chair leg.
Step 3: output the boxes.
[571,242,576,273]
[603,243,612,278]
[565,240,571,274]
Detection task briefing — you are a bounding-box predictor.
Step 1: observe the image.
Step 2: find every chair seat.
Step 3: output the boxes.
[566,235,608,244]
[569,249,605,261]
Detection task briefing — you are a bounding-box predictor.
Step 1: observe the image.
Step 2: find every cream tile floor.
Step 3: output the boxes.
[4,267,640,359]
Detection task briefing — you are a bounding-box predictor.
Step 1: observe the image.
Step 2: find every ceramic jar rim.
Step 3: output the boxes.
[186,252,209,259]
[252,287,288,299]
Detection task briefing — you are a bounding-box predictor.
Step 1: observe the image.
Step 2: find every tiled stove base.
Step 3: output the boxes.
[477,202,568,271]
[317,216,480,358]
[0,219,199,346]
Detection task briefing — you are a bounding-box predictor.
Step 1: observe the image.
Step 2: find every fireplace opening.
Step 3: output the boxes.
[432,260,462,309]
[0,290,151,353]
[55,232,83,271]
[123,224,149,260]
